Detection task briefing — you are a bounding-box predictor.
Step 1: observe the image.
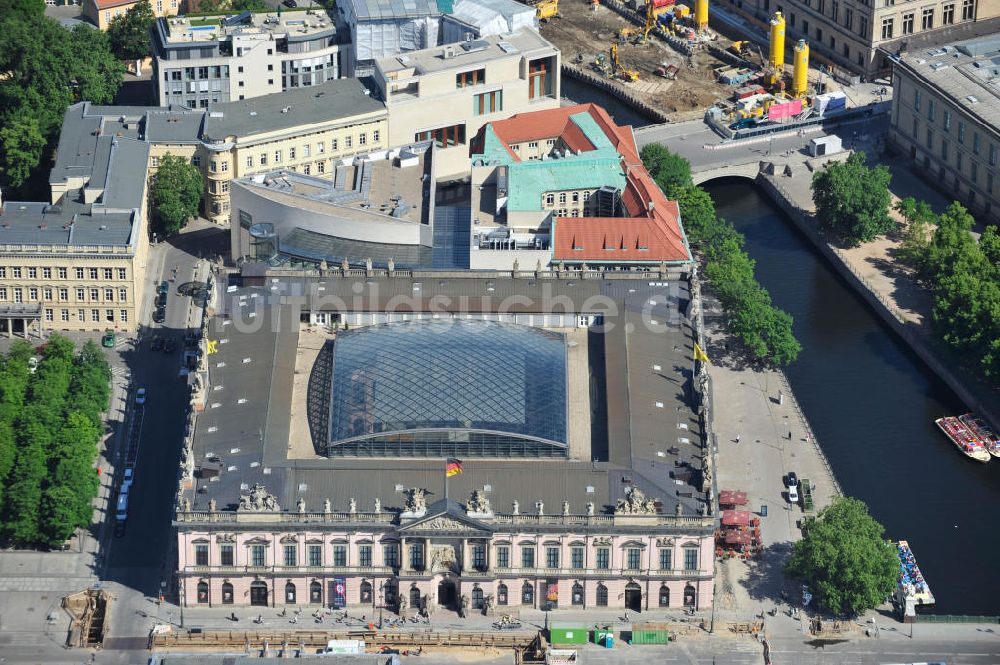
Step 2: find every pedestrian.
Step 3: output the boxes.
[735,434,741,444]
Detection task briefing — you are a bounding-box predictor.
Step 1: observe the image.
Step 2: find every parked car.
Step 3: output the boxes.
[786,472,799,488]
[787,483,799,504]
[283,0,297,6]
[163,339,177,353]
[728,116,759,130]
[134,388,147,405]
[102,331,116,348]
[158,280,169,295]
[153,306,166,323]
[150,336,164,352]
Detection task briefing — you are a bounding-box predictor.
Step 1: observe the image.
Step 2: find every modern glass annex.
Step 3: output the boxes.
[327,319,568,457]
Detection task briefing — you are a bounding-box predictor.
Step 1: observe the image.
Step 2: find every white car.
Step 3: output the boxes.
[787,483,799,504]
[135,388,147,405]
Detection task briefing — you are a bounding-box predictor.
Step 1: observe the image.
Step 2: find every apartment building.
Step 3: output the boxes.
[151,9,341,108]
[889,35,1000,224]
[720,0,1000,78]
[0,104,151,336]
[373,30,560,179]
[83,0,178,31]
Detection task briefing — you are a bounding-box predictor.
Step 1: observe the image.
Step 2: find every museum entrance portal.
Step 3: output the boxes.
[250,581,269,606]
[437,579,456,609]
[625,583,642,613]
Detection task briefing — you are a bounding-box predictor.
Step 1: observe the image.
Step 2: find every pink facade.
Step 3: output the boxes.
[176,509,715,612]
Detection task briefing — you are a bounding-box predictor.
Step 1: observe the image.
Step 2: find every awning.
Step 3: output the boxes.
[721,510,751,526]
[719,490,748,506]
[725,530,752,545]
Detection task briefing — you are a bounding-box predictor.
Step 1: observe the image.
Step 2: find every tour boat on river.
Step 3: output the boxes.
[935,416,991,462]
[896,540,935,607]
[959,413,1000,458]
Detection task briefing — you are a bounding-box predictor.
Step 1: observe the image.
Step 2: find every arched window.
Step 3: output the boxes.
[497,583,508,606]
[521,581,534,606]
[360,581,373,604]
[222,582,234,604]
[384,580,397,606]
[197,581,209,604]
[285,581,296,604]
[472,585,484,609]
[310,581,323,604]
[410,585,422,608]
[571,582,584,606]
[684,583,696,608]
[596,583,608,607]
[659,584,670,607]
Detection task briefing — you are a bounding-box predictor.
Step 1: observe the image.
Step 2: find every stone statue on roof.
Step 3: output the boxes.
[238,483,279,512]
[615,486,659,515]
[466,490,491,515]
[404,487,428,513]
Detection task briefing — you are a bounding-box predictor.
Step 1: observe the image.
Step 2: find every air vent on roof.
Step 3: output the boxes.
[929,62,949,71]
[461,39,489,54]
[966,95,980,104]
[498,41,518,54]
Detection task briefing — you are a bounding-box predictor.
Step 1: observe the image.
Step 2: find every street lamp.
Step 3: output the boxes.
[378,581,384,629]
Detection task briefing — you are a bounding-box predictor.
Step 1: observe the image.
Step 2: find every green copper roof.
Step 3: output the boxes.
[506,158,626,211]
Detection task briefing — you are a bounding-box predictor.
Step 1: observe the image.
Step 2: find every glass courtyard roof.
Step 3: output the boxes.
[327,319,568,458]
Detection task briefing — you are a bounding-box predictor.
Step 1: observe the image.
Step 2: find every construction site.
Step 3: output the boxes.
[532,0,857,131]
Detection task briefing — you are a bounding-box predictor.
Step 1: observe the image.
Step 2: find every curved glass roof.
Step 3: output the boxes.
[327,319,567,457]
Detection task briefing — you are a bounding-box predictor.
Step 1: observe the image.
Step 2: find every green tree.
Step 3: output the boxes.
[107,0,155,62]
[151,153,204,235]
[894,196,937,277]
[0,0,44,17]
[0,112,47,189]
[0,342,33,508]
[671,184,717,242]
[786,497,898,616]
[39,485,82,549]
[811,152,894,245]
[639,144,692,193]
[232,0,271,10]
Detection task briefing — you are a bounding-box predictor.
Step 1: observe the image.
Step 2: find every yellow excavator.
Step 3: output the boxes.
[635,0,658,44]
[609,43,640,81]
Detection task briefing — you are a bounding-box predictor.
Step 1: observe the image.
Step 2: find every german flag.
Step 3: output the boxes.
[446,458,463,477]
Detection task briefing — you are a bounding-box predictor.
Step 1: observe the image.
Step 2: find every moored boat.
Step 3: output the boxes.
[934,416,991,462]
[896,540,935,607]
[959,413,1000,458]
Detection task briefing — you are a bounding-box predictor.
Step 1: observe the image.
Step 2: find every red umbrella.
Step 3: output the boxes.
[721,510,751,526]
[725,531,752,545]
[719,490,748,506]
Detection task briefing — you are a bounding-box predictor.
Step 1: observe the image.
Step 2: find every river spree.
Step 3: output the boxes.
[707,179,1000,616]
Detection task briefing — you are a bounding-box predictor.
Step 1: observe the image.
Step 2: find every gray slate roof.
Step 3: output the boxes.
[202,79,386,142]
[349,0,443,21]
[145,109,206,145]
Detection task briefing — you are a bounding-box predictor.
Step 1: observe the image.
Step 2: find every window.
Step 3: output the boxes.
[921,8,934,30]
[545,193,554,206]
[376,542,395,568]
[197,581,208,604]
[571,547,584,569]
[373,130,380,143]
[306,544,322,567]
[333,544,348,566]
[942,139,950,162]
[60,267,68,279]
[831,1,838,21]
[11,288,21,304]
[195,544,209,566]
[345,136,352,148]
[902,12,913,34]
[860,16,868,38]
[120,309,128,323]
[962,0,974,20]
[881,17,893,39]
[684,546,699,571]
[456,68,485,87]
[521,582,534,605]
[42,267,51,279]
[220,545,234,566]
[465,544,483,570]
[929,100,937,122]
[572,582,584,606]
[497,583,508,605]
[286,581,297,604]
[317,142,325,154]
[659,585,670,607]
[289,147,296,160]
[596,583,608,606]
[359,581,373,604]
[151,156,160,168]
[251,544,265,567]
[414,124,466,148]
[359,133,367,146]
[60,309,69,322]
[77,309,85,322]
[957,151,963,172]
[330,138,338,151]
[359,544,372,567]
[990,144,998,166]
[316,161,325,174]
[119,288,127,302]
[274,150,282,163]
[410,543,423,570]
[303,144,311,158]
[545,546,559,569]
[303,164,311,175]
[310,581,323,604]
[90,288,99,301]
[659,548,673,570]
[0,287,7,300]
[76,287,85,301]
[29,287,38,301]
[259,153,267,166]
[246,156,254,169]
[28,267,37,279]
[973,132,981,154]
[971,161,978,183]
[44,308,53,322]
[596,547,610,570]
[943,3,955,24]
[927,127,934,150]
[283,544,297,566]
[959,122,966,144]
[844,7,853,29]
[496,545,509,568]
[105,288,114,301]
[76,267,85,279]
[626,548,641,570]
[944,111,951,132]
[473,90,503,116]
[521,545,535,569]
[193,155,202,168]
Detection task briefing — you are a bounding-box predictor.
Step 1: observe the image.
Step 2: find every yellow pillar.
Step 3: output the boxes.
[768,11,786,87]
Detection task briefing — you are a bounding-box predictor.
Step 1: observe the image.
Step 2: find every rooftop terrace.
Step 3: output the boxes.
[159,9,335,45]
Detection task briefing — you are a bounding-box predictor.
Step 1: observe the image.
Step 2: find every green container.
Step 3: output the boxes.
[630,629,671,645]
[549,627,589,645]
[592,628,613,644]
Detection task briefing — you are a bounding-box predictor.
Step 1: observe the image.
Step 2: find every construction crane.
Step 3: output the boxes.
[635,0,658,44]
[609,43,640,81]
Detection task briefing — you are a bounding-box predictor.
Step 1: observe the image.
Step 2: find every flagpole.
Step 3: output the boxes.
[445,458,449,502]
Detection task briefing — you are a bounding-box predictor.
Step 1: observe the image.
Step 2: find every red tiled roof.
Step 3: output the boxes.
[91,0,137,9]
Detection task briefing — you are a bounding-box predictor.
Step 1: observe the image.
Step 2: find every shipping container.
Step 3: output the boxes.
[735,84,766,100]
[549,627,589,645]
[630,629,671,645]
[767,99,803,121]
